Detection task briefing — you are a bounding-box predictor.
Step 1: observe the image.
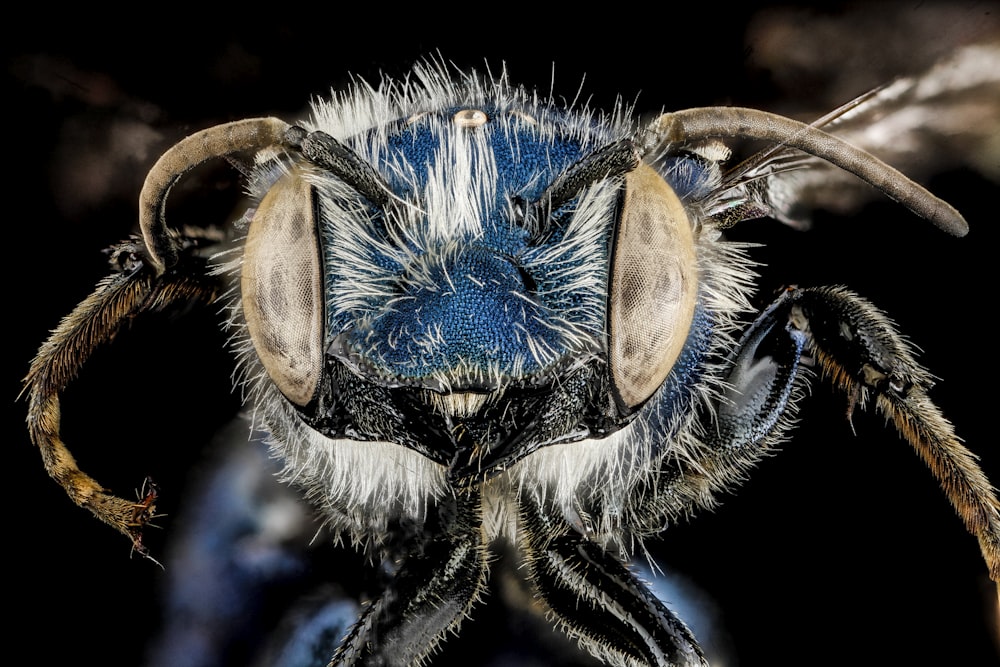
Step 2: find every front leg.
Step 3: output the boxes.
[520,499,706,667]
[330,490,489,667]
[785,286,1000,582]
[634,284,997,604]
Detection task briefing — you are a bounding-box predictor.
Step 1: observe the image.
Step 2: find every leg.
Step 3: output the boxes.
[329,491,489,666]
[23,238,220,556]
[630,285,997,596]
[785,286,1000,581]
[520,499,706,667]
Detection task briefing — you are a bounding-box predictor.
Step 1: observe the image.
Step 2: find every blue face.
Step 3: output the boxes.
[301,103,711,478]
[322,106,613,390]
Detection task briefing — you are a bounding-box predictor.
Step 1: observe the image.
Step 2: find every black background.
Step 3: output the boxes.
[7,2,999,665]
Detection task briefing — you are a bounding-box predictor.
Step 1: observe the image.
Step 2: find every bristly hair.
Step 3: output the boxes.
[217,58,761,549]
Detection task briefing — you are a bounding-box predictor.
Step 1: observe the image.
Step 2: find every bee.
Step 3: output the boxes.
[23,56,999,666]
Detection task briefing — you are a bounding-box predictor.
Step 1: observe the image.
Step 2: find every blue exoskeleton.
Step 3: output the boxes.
[24,62,1000,666]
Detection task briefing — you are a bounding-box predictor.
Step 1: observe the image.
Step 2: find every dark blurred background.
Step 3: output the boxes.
[6,1,999,665]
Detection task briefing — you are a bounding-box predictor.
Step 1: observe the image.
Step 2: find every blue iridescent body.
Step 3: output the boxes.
[28,60,991,667]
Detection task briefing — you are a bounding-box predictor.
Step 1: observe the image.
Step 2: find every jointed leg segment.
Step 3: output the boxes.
[23,239,220,555]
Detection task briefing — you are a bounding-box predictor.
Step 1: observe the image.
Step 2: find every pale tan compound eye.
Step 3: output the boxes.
[608,162,698,411]
[241,168,324,406]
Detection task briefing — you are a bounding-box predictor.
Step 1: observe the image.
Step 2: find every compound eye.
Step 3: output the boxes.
[241,168,323,406]
[608,163,698,411]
